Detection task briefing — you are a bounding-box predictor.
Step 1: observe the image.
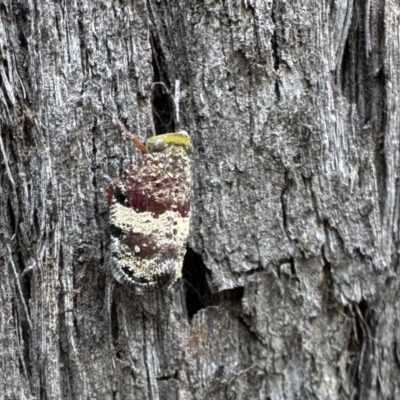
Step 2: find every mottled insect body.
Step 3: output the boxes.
[109,130,191,293]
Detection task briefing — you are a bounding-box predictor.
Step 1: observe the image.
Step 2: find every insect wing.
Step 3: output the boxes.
[109,146,190,292]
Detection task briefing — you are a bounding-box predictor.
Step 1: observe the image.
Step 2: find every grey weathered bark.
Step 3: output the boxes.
[0,0,399,398]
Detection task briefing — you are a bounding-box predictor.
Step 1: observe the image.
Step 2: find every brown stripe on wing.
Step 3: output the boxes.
[117,150,190,217]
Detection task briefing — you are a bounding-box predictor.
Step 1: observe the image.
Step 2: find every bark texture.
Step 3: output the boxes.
[0,0,399,399]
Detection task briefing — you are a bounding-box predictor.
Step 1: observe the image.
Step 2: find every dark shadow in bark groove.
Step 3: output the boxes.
[321,246,336,307]
[7,197,16,234]
[157,370,178,381]
[111,299,121,358]
[182,247,212,320]
[345,300,371,399]
[339,0,386,216]
[182,247,245,320]
[150,31,176,134]
[271,0,282,100]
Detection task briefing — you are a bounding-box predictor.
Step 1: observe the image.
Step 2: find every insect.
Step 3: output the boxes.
[108,117,191,293]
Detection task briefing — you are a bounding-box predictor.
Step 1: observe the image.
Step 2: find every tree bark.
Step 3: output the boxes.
[0,0,399,398]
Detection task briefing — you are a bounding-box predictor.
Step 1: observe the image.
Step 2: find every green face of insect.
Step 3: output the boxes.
[146,132,191,152]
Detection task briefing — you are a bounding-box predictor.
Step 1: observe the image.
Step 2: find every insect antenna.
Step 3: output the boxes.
[105,106,148,154]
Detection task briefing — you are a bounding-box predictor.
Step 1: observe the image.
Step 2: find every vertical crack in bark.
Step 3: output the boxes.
[334,0,354,86]
[270,0,280,71]
[280,169,290,240]
[339,0,386,218]
[12,290,30,385]
[345,300,372,399]
[7,196,17,234]
[148,4,176,134]
[111,300,120,358]
[289,256,296,276]
[182,247,211,320]
[91,123,100,221]
[270,0,281,100]
[77,19,88,75]
[320,245,335,308]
